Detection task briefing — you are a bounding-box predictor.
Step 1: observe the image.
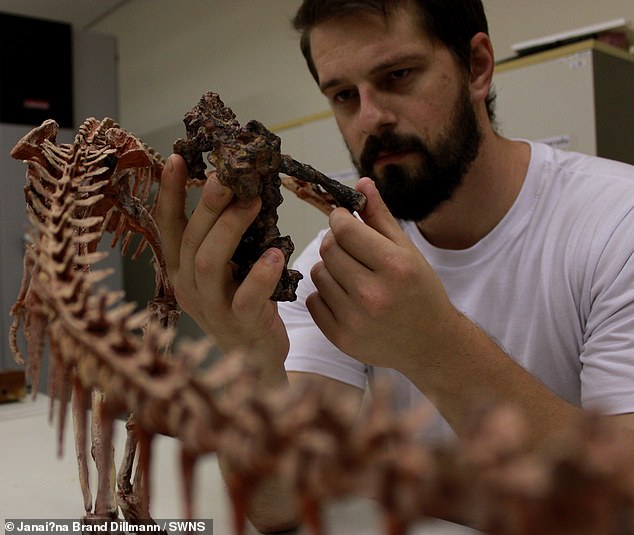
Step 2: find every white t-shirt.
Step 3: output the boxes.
[280,141,634,440]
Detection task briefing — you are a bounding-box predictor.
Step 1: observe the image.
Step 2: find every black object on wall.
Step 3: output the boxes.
[0,12,73,128]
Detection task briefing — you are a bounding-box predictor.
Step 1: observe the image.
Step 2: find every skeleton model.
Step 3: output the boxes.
[9,92,634,535]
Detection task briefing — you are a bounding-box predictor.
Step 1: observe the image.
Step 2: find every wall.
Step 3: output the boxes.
[91,0,320,155]
[90,0,634,152]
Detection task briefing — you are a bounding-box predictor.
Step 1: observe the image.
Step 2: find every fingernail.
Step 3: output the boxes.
[238,199,256,209]
[208,175,229,197]
[262,248,282,265]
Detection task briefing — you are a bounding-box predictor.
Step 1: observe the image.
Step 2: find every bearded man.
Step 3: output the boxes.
[157,1,634,531]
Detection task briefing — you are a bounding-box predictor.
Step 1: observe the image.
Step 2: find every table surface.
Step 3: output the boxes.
[0,395,482,535]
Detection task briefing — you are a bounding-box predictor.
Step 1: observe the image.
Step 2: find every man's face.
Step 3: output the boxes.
[353,80,481,220]
[309,5,482,221]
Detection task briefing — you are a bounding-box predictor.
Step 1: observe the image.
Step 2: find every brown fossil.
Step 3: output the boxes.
[173,91,366,301]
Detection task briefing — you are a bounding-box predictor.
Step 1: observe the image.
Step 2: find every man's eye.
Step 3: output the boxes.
[390,68,411,80]
[333,89,356,103]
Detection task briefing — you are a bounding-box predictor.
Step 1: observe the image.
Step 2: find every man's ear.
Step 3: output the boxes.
[469,32,495,103]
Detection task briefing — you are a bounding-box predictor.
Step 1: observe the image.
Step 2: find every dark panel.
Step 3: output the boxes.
[0,12,73,127]
[593,49,634,166]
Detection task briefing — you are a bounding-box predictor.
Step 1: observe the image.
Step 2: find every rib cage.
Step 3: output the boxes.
[8,115,634,535]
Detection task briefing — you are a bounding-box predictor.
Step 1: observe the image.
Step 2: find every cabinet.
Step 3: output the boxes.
[493,39,634,165]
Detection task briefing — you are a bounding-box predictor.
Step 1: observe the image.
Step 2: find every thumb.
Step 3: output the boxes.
[356,177,406,244]
[233,247,285,316]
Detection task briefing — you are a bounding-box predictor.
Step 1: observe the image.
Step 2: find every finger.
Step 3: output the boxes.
[356,177,409,244]
[233,248,285,319]
[189,193,262,295]
[327,207,390,272]
[317,230,369,296]
[155,154,189,277]
[178,173,235,286]
[306,290,340,345]
[310,259,350,316]
[326,178,409,271]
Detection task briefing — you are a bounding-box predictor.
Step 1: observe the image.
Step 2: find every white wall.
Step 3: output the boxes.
[91,0,634,153]
[92,0,318,155]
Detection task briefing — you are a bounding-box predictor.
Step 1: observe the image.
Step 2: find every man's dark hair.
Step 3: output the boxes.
[293,0,496,122]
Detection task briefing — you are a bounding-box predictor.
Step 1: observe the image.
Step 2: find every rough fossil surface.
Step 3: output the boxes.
[174,91,366,301]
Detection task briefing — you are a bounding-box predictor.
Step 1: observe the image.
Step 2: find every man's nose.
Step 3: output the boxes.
[358,87,397,136]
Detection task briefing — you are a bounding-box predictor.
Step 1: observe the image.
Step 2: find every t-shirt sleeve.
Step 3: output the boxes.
[581,206,634,414]
[279,230,368,390]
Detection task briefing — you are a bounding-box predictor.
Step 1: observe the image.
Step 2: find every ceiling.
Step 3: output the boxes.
[0,0,129,30]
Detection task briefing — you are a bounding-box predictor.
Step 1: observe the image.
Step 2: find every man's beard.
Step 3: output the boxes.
[352,86,482,221]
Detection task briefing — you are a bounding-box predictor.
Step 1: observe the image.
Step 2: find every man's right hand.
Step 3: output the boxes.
[155,154,290,374]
